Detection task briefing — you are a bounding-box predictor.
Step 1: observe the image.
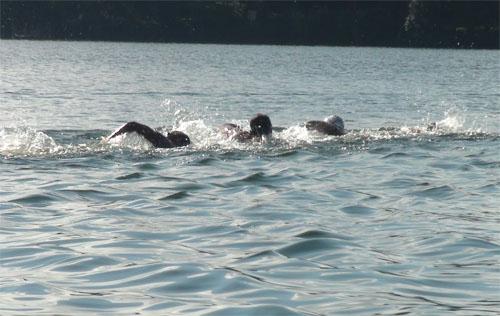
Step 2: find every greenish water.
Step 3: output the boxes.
[1,41,499,315]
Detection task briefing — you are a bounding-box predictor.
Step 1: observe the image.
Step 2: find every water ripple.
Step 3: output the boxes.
[2,44,500,315]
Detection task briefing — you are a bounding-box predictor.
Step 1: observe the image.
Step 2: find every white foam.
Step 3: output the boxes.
[171,118,266,151]
[275,125,328,146]
[435,110,465,132]
[2,107,492,158]
[106,132,153,150]
[0,127,61,156]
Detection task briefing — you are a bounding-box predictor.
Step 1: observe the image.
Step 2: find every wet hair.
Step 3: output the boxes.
[250,113,272,137]
[167,131,191,147]
[324,115,345,134]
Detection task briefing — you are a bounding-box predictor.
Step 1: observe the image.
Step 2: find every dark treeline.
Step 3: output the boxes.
[1,1,498,49]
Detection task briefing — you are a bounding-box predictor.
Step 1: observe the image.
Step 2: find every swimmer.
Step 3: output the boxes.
[306,115,345,136]
[220,113,272,142]
[106,121,190,148]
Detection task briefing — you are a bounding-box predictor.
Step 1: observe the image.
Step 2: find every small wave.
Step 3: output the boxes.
[115,172,144,180]
[411,185,456,199]
[58,297,141,311]
[8,193,60,206]
[277,239,347,258]
[382,152,410,159]
[51,256,120,273]
[158,191,190,200]
[295,230,353,241]
[412,236,500,260]
[340,205,377,216]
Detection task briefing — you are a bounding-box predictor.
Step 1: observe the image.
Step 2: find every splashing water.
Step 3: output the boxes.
[435,109,466,132]
[0,126,60,156]
[1,108,495,159]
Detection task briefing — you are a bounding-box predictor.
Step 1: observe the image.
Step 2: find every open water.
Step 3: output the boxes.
[1,40,499,315]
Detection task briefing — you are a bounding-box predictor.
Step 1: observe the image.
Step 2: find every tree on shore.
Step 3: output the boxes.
[1,1,498,49]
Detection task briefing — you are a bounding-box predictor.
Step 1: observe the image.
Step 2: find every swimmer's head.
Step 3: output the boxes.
[250,113,272,137]
[324,115,344,134]
[167,131,191,147]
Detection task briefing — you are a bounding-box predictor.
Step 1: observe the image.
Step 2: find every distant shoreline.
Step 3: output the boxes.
[2,1,498,50]
[1,37,498,51]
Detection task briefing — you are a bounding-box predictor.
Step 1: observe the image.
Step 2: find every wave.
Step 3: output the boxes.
[1,113,497,158]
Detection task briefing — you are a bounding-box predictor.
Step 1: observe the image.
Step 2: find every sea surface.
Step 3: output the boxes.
[1,40,499,315]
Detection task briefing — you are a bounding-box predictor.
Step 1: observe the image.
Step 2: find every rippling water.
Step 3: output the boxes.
[1,40,499,315]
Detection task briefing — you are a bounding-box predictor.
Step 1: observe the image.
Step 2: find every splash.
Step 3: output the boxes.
[106,132,153,150]
[420,107,490,135]
[434,109,466,132]
[275,125,333,147]
[101,109,498,155]
[1,108,495,159]
[0,127,61,156]
[389,108,486,139]
[172,119,263,151]
[160,98,191,128]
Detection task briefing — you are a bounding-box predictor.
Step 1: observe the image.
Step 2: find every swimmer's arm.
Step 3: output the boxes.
[107,121,171,147]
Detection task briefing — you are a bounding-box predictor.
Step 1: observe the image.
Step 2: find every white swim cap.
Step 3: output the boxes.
[324,115,344,133]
